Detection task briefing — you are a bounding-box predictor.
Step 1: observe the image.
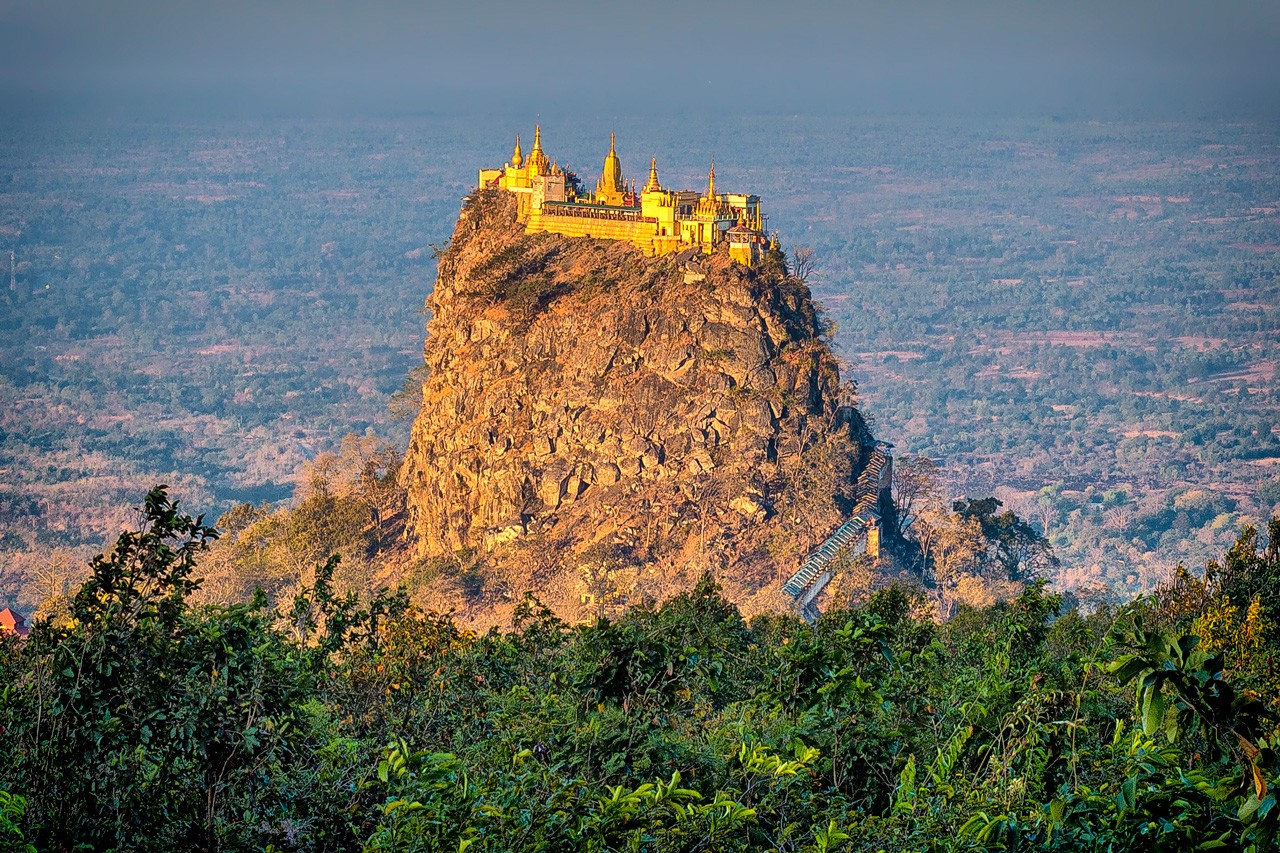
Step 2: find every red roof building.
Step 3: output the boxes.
[0,607,29,638]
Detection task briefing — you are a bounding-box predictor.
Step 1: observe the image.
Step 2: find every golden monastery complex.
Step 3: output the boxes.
[479,127,774,267]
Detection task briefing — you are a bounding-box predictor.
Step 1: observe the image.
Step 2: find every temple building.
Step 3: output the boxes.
[0,607,29,638]
[478,127,773,266]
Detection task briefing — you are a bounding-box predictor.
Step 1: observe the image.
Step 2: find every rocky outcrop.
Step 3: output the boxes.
[400,190,884,618]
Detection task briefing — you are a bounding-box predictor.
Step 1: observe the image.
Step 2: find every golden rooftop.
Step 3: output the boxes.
[479,126,775,267]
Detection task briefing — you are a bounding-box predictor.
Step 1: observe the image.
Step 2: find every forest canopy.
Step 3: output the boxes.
[1,487,1278,852]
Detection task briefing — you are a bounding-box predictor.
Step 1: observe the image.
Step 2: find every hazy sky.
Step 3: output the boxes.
[2,0,1278,118]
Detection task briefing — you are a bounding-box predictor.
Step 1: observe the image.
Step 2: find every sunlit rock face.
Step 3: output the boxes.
[400,189,886,617]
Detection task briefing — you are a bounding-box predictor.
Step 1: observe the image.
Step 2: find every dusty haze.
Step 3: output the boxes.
[1,0,1278,119]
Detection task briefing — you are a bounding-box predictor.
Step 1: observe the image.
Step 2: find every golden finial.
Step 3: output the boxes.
[511,134,523,169]
[706,161,716,198]
[526,124,549,177]
[644,156,661,192]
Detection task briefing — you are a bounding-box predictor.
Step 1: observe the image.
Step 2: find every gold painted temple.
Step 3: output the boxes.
[479,126,774,267]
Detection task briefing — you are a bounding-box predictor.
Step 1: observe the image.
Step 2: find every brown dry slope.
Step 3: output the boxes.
[399,189,893,622]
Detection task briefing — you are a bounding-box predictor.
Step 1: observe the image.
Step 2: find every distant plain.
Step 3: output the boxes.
[1,113,1277,610]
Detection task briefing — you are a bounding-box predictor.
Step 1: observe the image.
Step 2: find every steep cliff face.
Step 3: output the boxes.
[400,190,885,618]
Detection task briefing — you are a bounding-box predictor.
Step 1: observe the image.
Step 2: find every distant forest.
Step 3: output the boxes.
[0,114,1278,610]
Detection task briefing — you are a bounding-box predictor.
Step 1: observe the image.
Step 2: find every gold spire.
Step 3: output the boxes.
[595,132,624,202]
[694,161,723,218]
[527,124,549,176]
[643,156,661,192]
[511,134,523,169]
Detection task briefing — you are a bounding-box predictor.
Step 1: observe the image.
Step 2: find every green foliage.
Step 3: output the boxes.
[71,484,217,630]
[953,498,1059,582]
[288,487,374,567]
[958,726,1241,852]
[1106,621,1279,848]
[955,613,1280,853]
[3,487,320,850]
[1150,517,1280,701]
[363,738,797,852]
[3,493,1280,852]
[0,791,35,853]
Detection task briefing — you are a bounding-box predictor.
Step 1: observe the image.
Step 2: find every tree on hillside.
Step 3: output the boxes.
[297,433,405,537]
[892,454,941,534]
[577,542,629,621]
[1153,518,1280,701]
[791,245,820,282]
[31,548,81,610]
[915,505,985,592]
[953,497,1059,582]
[389,364,430,421]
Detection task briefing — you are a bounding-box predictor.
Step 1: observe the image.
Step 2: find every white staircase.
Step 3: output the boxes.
[783,444,891,623]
